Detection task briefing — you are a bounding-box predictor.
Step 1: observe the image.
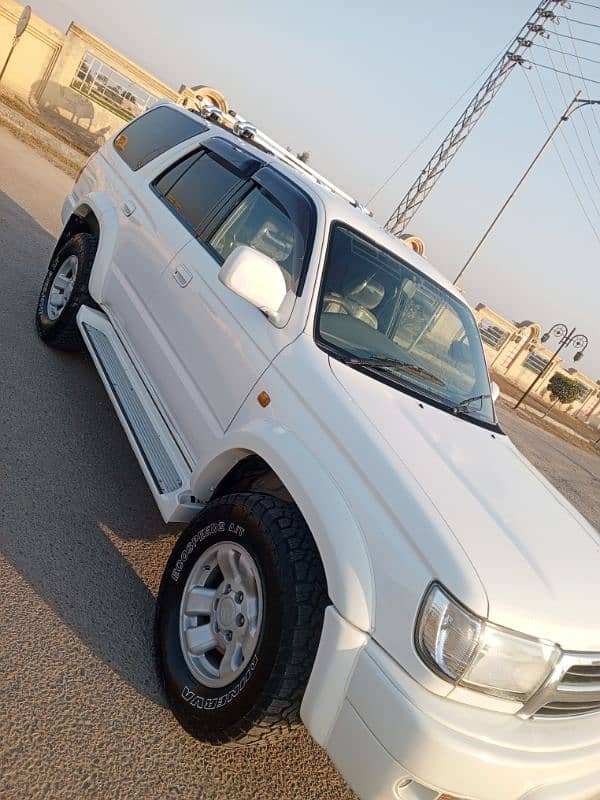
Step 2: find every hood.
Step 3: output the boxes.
[330,357,600,652]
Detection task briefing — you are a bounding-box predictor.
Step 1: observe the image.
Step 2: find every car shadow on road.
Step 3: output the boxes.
[0,190,176,708]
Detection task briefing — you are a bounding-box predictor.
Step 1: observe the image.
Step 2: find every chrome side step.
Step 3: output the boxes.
[77,306,202,523]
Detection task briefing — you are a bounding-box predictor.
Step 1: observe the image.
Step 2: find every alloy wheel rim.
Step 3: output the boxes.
[46,255,78,320]
[179,541,264,688]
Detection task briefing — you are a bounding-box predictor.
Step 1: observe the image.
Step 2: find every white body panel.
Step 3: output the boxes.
[329,357,600,653]
[148,235,291,452]
[58,103,600,800]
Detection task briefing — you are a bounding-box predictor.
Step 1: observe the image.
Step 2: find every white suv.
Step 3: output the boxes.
[36,102,600,800]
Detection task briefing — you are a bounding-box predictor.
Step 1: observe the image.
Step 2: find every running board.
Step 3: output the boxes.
[77,306,203,523]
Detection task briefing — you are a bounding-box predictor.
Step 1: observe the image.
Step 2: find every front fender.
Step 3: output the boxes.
[193,419,375,633]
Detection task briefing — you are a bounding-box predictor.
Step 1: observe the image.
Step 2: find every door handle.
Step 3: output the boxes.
[172,264,192,288]
[121,200,136,217]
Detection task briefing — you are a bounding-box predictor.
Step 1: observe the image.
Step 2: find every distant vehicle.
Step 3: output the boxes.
[118,89,142,118]
[35,102,600,800]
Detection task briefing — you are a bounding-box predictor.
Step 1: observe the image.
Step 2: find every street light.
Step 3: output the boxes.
[454,92,600,286]
[514,323,589,410]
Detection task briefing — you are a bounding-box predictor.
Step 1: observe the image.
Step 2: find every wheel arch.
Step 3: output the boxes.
[53,193,119,305]
[50,204,100,266]
[211,453,294,504]
[192,431,375,633]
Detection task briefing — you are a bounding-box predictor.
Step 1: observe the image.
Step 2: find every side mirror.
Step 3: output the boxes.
[218,245,287,322]
[491,381,500,403]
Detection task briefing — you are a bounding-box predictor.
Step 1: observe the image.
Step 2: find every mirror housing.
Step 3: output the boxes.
[219,245,287,322]
[491,381,500,403]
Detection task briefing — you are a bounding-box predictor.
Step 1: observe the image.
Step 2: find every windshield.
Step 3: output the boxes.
[316,224,496,426]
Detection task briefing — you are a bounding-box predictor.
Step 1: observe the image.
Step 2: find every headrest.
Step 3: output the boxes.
[346,278,385,310]
[251,221,294,264]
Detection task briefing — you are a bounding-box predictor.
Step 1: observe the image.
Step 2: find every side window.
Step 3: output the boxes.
[208,187,301,292]
[114,106,208,170]
[154,151,200,196]
[154,153,244,233]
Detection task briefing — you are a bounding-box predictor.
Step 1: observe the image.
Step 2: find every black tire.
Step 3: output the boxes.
[35,232,97,351]
[156,493,327,746]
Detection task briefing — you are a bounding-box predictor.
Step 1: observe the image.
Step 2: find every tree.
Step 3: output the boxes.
[543,373,581,418]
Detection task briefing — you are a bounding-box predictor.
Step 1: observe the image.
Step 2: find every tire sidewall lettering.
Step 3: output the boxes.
[180,653,259,710]
[170,520,245,583]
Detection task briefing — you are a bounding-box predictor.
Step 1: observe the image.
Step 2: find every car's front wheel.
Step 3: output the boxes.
[35,232,97,351]
[156,493,327,745]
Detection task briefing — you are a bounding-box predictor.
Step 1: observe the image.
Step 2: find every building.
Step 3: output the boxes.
[0,0,227,151]
[475,304,600,429]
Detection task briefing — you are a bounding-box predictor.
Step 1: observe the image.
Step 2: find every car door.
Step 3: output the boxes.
[150,161,316,461]
[99,106,209,380]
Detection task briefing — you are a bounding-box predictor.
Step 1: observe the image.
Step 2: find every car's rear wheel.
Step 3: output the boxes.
[156,492,327,746]
[35,232,97,351]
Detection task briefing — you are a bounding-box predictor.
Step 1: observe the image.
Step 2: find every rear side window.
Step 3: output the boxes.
[154,152,244,233]
[114,106,208,170]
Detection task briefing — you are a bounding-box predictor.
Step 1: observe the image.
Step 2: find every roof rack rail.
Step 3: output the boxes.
[194,100,372,216]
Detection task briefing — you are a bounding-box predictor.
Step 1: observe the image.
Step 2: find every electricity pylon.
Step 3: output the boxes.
[384,0,566,236]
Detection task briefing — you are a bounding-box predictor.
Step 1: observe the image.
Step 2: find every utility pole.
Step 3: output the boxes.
[453,92,600,285]
[384,0,566,237]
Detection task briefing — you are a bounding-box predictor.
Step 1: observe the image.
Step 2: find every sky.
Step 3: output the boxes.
[30,0,600,378]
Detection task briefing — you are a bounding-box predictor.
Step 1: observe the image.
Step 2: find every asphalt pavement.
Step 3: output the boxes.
[1,125,599,800]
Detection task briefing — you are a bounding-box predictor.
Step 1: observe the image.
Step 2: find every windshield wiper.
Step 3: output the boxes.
[453,393,492,414]
[345,355,446,387]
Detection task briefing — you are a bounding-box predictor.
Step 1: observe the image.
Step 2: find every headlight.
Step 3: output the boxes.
[415,584,560,702]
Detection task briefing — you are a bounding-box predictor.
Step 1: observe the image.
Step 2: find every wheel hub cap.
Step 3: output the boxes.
[179,541,263,688]
[46,255,78,320]
[216,596,236,628]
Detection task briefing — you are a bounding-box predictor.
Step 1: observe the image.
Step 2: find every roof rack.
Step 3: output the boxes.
[194,100,372,216]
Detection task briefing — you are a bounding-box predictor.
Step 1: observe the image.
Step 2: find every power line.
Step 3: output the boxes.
[523,65,600,244]
[523,67,600,244]
[366,39,512,205]
[569,0,600,9]
[563,14,600,139]
[542,16,600,214]
[532,60,600,218]
[545,44,600,198]
[552,27,600,176]
[557,14,600,28]
[535,42,600,65]
[546,18,600,148]
[551,29,600,47]
[522,57,600,84]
